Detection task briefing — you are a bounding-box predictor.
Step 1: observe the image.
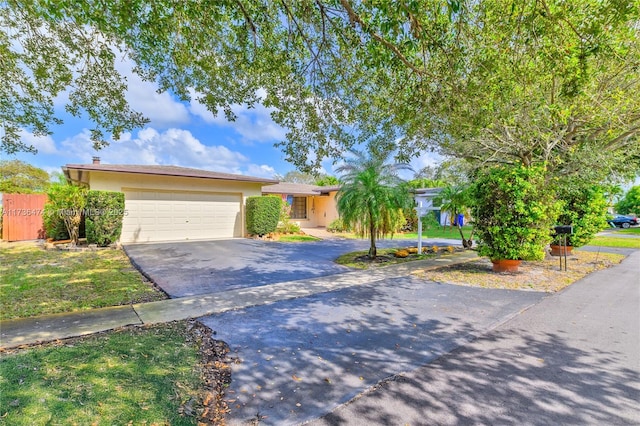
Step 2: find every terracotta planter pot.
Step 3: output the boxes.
[491,259,522,273]
[550,245,573,256]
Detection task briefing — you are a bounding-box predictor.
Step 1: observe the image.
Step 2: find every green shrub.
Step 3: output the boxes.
[471,164,560,261]
[554,183,608,247]
[85,190,125,246]
[327,218,350,233]
[276,202,301,234]
[246,196,281,236]
[44,183,87,244]
[43,204,70,240]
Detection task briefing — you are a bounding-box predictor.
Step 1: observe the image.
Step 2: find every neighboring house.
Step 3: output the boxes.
[414,187,446,226]
[262,182,341,228]
[63,159,277,243]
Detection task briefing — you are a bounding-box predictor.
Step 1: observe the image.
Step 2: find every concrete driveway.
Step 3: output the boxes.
[124,238,430,298]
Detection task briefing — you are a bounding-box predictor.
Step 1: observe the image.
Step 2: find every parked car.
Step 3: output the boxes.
[608,214,639,228]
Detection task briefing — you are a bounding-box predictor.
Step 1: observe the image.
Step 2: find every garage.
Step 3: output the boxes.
[62,162,278,244]
[121,190,243,243]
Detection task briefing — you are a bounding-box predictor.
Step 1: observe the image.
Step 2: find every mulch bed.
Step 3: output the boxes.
[416,251,625,292]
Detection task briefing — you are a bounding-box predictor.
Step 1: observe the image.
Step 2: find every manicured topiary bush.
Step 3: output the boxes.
[246,196,282,236]
[85,190,125,246]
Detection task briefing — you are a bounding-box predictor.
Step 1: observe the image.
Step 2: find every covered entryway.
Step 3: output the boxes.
[121,189,242,243]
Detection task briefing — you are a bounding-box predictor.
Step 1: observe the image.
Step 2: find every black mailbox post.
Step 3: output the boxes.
[553,225,573,271]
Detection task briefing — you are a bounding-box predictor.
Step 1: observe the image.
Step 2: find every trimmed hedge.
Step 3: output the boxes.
[85,190,125,246]
[246,196,281,236]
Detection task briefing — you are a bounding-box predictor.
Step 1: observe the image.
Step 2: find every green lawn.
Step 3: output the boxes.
[588,236,640,249]
[0,243,166,320]
[611,227,640,235]
[277,234,321,242]
[0,323,202,425]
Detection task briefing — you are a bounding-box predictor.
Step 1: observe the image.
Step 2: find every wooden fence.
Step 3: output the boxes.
[2,193,47,241]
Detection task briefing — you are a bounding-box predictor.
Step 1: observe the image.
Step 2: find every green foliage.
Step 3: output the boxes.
[314,174,340,187]
[85,190,125,247]
[435,185,475,247]
[615,186,640,215]
[3,1,637,183]
[0,160,50,193]
[0,244,164,320]
[44,182,87,244]
[555,183,608,247]
[0,323,202,424]
[276,202,301,234]
[471,164,560,261]
[275,171,317,184]
[43,205,70,240]
[246,196,281,236]
[327,218,350,233]
[336,150,412,258]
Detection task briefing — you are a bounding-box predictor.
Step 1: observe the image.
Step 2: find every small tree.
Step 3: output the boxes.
[45,182,87,245]
[85,190,125,246]
[471,164,560,262]
[246,196,281,236]
[336,150,412,259]
[436,185,475,249]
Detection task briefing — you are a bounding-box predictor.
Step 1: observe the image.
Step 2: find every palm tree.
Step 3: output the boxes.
[436,184,474,248]
[336,150,412,259]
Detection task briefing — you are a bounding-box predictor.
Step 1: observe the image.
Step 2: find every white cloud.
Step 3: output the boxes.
[411,151,442,171]
[246,164,277,178]
[115,59,190,127]
[60,127,279,176]
[188,89,286,143]
[19,130,58,154]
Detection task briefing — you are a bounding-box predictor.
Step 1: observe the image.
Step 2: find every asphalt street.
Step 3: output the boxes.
[309,250,640,425]
[200,276,545,425]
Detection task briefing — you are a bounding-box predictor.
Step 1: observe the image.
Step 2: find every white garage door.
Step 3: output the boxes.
[121,190,242,243]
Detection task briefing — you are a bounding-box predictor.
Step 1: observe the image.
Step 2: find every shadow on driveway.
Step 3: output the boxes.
[199,276,545,425]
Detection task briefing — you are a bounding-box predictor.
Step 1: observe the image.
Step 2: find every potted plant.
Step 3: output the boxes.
[550,183,608,255]
[471,164,560,272]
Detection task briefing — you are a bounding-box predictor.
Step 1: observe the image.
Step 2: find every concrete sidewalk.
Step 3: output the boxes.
[0,251,478,349]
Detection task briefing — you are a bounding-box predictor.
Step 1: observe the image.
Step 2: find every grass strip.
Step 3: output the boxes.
[0,243,166,320]
[0,323,203,425]
[588,236,640,249]
[277,234,321,242]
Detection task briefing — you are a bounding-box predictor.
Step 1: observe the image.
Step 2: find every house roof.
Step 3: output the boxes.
[262,182,321,196]
[63,164,279,185]
[262,182,342,196]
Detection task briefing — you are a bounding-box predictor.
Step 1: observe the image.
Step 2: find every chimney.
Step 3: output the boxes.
[92,156,101,164]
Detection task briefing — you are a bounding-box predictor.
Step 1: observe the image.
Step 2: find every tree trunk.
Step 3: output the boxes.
[368,221,377,259]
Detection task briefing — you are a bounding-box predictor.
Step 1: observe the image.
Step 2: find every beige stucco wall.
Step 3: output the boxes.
[87,171,265,236]
[88,171,264,198]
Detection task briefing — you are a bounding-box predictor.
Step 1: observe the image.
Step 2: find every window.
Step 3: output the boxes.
[290,196,307,219]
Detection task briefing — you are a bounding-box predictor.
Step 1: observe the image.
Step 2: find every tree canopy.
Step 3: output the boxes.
[3,1,638,181]
[0,160,50,193]
[615,186,640,215]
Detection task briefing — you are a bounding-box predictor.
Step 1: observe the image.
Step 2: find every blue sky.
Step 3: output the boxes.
[6,57,439,180]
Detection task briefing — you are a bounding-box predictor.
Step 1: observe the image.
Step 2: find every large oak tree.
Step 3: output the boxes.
[2,0,638,182]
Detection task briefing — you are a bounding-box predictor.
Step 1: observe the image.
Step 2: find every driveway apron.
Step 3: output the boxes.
[124,238,453,298]
[199,276,545,425]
